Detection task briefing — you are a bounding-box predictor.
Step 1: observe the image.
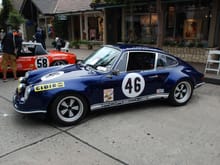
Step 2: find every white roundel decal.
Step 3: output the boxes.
[35,56,49,69]
[122,73,145,98]
[41,71,64,81]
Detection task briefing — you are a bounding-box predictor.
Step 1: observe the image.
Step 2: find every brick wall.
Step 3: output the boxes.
[162,47,211,63]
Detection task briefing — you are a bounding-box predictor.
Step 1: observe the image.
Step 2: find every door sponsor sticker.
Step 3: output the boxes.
[122,73,145,98]
[103,88,114,102]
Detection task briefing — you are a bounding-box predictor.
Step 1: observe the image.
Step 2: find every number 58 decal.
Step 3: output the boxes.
[35,57,49,69]
[122,73,145,98]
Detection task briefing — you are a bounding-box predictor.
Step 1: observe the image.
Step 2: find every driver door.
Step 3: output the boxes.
[100,51,168,103]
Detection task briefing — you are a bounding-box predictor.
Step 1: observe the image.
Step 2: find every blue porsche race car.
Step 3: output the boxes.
[13,44,204,125]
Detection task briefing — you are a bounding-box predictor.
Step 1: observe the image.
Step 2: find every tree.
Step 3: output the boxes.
[0,0,13,30]
[0,0,25,31]
[7,9,25,30]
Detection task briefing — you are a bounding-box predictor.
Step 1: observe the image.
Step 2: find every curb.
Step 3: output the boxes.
[204,77,220,85]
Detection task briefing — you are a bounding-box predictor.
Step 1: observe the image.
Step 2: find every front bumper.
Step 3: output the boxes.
[13,94,47,114]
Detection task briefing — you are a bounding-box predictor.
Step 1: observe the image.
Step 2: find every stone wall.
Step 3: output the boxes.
[162,46,210,63]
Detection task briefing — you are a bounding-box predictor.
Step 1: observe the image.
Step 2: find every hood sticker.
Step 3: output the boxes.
[41,71,64,81]
[34,82,64,92]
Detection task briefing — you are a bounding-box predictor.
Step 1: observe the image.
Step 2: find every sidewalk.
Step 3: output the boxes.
[67,48,220,85]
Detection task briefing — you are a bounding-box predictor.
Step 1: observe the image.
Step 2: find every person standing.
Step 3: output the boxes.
[35,27,46,50]
[41,27,46,50]
[1,31,18,82]
[55,37,62,51]
[0,29,5,51]
[15,31,23,56]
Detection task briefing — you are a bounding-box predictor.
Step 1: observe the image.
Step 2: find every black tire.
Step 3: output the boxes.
[169,80,193,106]
[49,93,88,126]
[51,60,67,66]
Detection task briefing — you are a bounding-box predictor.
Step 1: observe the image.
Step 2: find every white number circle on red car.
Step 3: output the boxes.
[122,73,145,98]
[35,56,49,68]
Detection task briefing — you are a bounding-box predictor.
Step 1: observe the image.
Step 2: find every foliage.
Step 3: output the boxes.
[7,10,25,30]
[0,0,13,30]
[70,40,80,49]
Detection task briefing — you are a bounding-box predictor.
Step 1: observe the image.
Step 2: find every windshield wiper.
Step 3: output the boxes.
[84,64,95,71]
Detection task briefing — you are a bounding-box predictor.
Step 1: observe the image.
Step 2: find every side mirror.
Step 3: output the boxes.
[111,69,120,76]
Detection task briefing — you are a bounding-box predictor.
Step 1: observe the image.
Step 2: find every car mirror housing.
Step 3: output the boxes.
[111,69,120,76]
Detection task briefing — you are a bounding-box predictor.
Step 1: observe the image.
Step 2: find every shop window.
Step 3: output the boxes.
[183,19,201,40]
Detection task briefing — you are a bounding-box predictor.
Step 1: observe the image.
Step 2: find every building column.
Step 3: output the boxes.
[84,15,88,40]
[80,13,83,40]
[70,16,74,40]
[121,8,125,42]
[208,0,219,47]
[103,9,107,44]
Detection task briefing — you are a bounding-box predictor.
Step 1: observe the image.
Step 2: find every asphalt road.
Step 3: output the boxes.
[0,75,220,165]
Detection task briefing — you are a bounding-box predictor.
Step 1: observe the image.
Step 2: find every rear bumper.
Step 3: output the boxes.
[194,82,205,89]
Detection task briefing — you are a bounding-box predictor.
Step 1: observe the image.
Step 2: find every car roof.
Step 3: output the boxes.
[107,44,166,54]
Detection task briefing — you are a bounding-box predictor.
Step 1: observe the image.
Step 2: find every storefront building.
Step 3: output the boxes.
[96,0,220,49]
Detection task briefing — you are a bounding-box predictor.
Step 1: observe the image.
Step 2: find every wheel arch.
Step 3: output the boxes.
[47,90,91,112]
[168,77,194,106]
[50,60,68,66]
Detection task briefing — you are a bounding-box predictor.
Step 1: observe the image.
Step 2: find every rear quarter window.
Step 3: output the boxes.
[157,54,178,68]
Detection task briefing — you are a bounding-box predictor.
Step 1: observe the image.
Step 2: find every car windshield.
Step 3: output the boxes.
[82,46,121,72]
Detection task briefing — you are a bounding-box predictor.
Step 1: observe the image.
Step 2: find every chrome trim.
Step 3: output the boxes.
[91,93,169,110]
[194,82,205,88]
[14,108,47,114]
[13,95,47,114]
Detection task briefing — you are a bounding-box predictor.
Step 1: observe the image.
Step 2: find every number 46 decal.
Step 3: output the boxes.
[122,73,145,98]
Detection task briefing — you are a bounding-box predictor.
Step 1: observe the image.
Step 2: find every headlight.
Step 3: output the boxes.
[24,85,32,101]
[25,71,30,78]
[17,83,26,93]
[18,77,26,83]
[19,72,30,83]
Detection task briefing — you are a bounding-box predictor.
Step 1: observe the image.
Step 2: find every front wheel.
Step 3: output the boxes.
[49,93,88,126]
[169,80,193,106]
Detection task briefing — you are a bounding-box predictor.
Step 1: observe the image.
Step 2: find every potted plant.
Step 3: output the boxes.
[71,40,80,49]
[80,40,93,49]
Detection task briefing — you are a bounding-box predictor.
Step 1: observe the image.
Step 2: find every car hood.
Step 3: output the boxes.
[27,64,97,84]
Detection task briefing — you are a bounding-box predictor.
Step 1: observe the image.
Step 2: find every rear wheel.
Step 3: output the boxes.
[49,93,88,126]
[51,60,67,66]
[169,80,193,106]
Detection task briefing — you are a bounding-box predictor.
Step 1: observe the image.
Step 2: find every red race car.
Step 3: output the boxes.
[0,42,77,73]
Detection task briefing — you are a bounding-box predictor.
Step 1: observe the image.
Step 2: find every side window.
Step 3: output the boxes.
[157,53,178,68]
[127,52,155,71]
[35,45,47,55]
[21,45,34,56]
